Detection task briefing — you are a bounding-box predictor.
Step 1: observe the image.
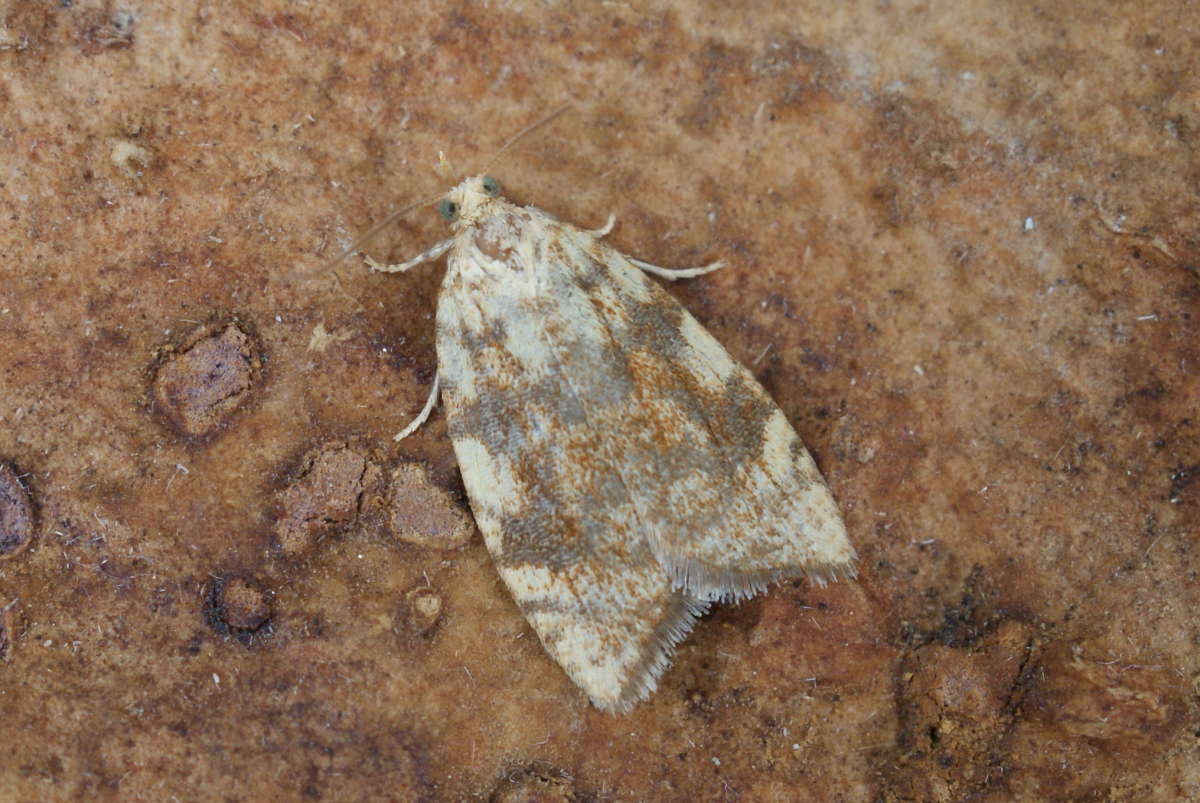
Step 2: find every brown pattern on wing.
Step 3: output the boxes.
[545,218,855,600]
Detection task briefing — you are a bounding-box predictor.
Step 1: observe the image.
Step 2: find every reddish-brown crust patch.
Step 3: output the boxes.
[274,443,368,558]
[149,321,263,439]
[204,576,273,646]
[388,462,473,550]
[216,577,272,632]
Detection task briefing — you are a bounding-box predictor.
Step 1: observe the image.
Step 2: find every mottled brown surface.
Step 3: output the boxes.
[0,1,1196,800]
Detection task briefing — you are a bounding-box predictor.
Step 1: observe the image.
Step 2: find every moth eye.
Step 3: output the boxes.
[482,176,501,197]
[438,199,459,222]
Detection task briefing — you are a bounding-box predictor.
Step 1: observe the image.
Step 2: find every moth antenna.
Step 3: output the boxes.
[482,103,573,172]
[294,103,571,284]
[291,192,441,283]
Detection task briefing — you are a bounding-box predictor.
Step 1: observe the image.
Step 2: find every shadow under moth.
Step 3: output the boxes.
[365,169,856,713]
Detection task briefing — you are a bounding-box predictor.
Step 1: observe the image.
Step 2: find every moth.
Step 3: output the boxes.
[366,174,856,713]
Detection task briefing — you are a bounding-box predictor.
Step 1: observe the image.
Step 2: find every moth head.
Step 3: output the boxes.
[439,175,503,228]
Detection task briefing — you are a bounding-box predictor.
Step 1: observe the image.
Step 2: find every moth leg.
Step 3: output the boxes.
[365,238,453,275]
[393,372,440,442]
[588,213,617,238]
[629,256,725,281]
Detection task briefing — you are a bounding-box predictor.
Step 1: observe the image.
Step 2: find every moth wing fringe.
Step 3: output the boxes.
[658,550,859,603]
[662,556,776,603]
[602,593,709,714]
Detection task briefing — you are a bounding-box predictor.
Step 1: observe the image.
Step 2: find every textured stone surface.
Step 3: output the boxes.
[0,1,1197,800]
